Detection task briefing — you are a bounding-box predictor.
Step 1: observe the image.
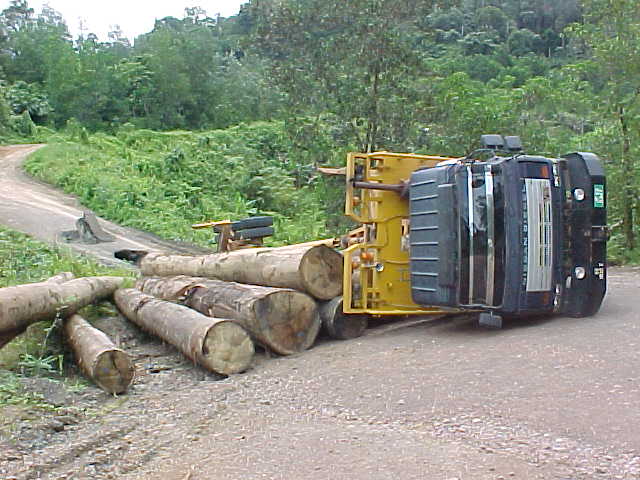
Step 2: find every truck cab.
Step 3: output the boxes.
[342,136,607,325]
[410,136,606,320]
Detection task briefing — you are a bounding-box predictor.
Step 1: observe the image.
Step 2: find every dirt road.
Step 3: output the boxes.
[0,145,209,265]
[0,145,639,479]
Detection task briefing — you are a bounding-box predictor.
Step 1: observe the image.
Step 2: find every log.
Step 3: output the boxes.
[64,314,134,394]
[133,244,343,300]
[0,276,125,335]
[114,289,253,375]
[0,272,76,349]
[44,272,76,284]
[136,276,321,355]
[319,296,368,340]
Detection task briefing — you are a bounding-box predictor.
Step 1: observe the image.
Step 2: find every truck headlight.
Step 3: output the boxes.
[574,266,586,279]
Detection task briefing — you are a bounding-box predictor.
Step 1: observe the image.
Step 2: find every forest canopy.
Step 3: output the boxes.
[0,0,638,260]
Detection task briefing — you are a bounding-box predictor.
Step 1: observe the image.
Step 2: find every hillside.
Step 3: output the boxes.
[0,0,636,261]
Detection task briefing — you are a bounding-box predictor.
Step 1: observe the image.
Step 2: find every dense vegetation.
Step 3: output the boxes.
[0,0,638,261]
[25,124,348,246]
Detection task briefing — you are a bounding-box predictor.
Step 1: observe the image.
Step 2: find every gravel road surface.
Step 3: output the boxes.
[0,145,638,479]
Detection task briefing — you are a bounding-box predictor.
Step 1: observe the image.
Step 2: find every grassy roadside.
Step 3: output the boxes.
[24,123,350,248]
[0,226,132,409]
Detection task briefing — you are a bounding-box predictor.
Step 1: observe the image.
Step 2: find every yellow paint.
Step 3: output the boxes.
[343,152,456,316]
[191,219,232,230]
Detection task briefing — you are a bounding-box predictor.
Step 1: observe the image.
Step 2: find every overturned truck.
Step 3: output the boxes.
[120,135,608,332]
[338,135,607,328]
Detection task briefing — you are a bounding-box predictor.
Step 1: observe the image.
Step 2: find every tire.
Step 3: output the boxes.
[232,216,273,231]
[233,226,274,240]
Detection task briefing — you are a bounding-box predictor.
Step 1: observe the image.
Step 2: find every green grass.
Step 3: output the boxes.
[0,372,57,410]
[24,122,349,247]
[0,227,130,288]
[0,226,132,399]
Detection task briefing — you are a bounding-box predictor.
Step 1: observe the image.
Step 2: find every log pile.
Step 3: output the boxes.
[1,243,367,395]
[135,276,320,355]
[0,274,132,394]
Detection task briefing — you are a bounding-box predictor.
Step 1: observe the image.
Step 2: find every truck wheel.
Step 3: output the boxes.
[232,216,273,231]
[233,226,274,240]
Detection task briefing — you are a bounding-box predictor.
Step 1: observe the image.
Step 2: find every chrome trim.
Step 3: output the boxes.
[485,165,495,306]
[551,159,561,187]
[525,179,554,292]
[467,166,474,302]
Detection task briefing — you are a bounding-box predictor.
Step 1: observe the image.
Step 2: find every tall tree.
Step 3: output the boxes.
[250,0,449,152]
[574,0,640,250]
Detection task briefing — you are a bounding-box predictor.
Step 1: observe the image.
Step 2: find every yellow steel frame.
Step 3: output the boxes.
[343,152,456,316]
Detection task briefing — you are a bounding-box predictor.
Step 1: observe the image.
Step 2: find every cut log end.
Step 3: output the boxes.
[92,349,135,394]
[253,290,320,354]
[299,245,343,300]
[320,297,368,340]
[202,321,254,375]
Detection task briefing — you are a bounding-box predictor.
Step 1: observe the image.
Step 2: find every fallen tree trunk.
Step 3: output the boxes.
[64,314,134,394]
[319,296,368,340]
[130,244,342,300]
[0,276,125,336]
[114,289,254,375]
[136,276,320,355]
[0,272,76,349]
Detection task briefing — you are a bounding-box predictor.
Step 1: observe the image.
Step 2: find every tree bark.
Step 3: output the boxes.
[114,289,254,375]
[64,314,134,394]
[618,105,636,250]
[44,272,76,284]
[0,276,124,337]
[134,244,343,300]
[136,276,321,355]
[319,296,368,340]
[0,272,76,349]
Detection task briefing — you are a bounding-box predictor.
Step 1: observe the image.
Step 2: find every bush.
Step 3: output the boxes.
[10,111,37,137]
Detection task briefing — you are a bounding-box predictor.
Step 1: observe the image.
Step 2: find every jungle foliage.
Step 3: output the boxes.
[25,123,349,246]
[0,0,638,261]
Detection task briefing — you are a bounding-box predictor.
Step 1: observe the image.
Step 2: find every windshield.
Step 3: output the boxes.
[458,163,505,307]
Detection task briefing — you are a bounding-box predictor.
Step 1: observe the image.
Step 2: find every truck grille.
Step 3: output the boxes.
[524,179,554,292]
